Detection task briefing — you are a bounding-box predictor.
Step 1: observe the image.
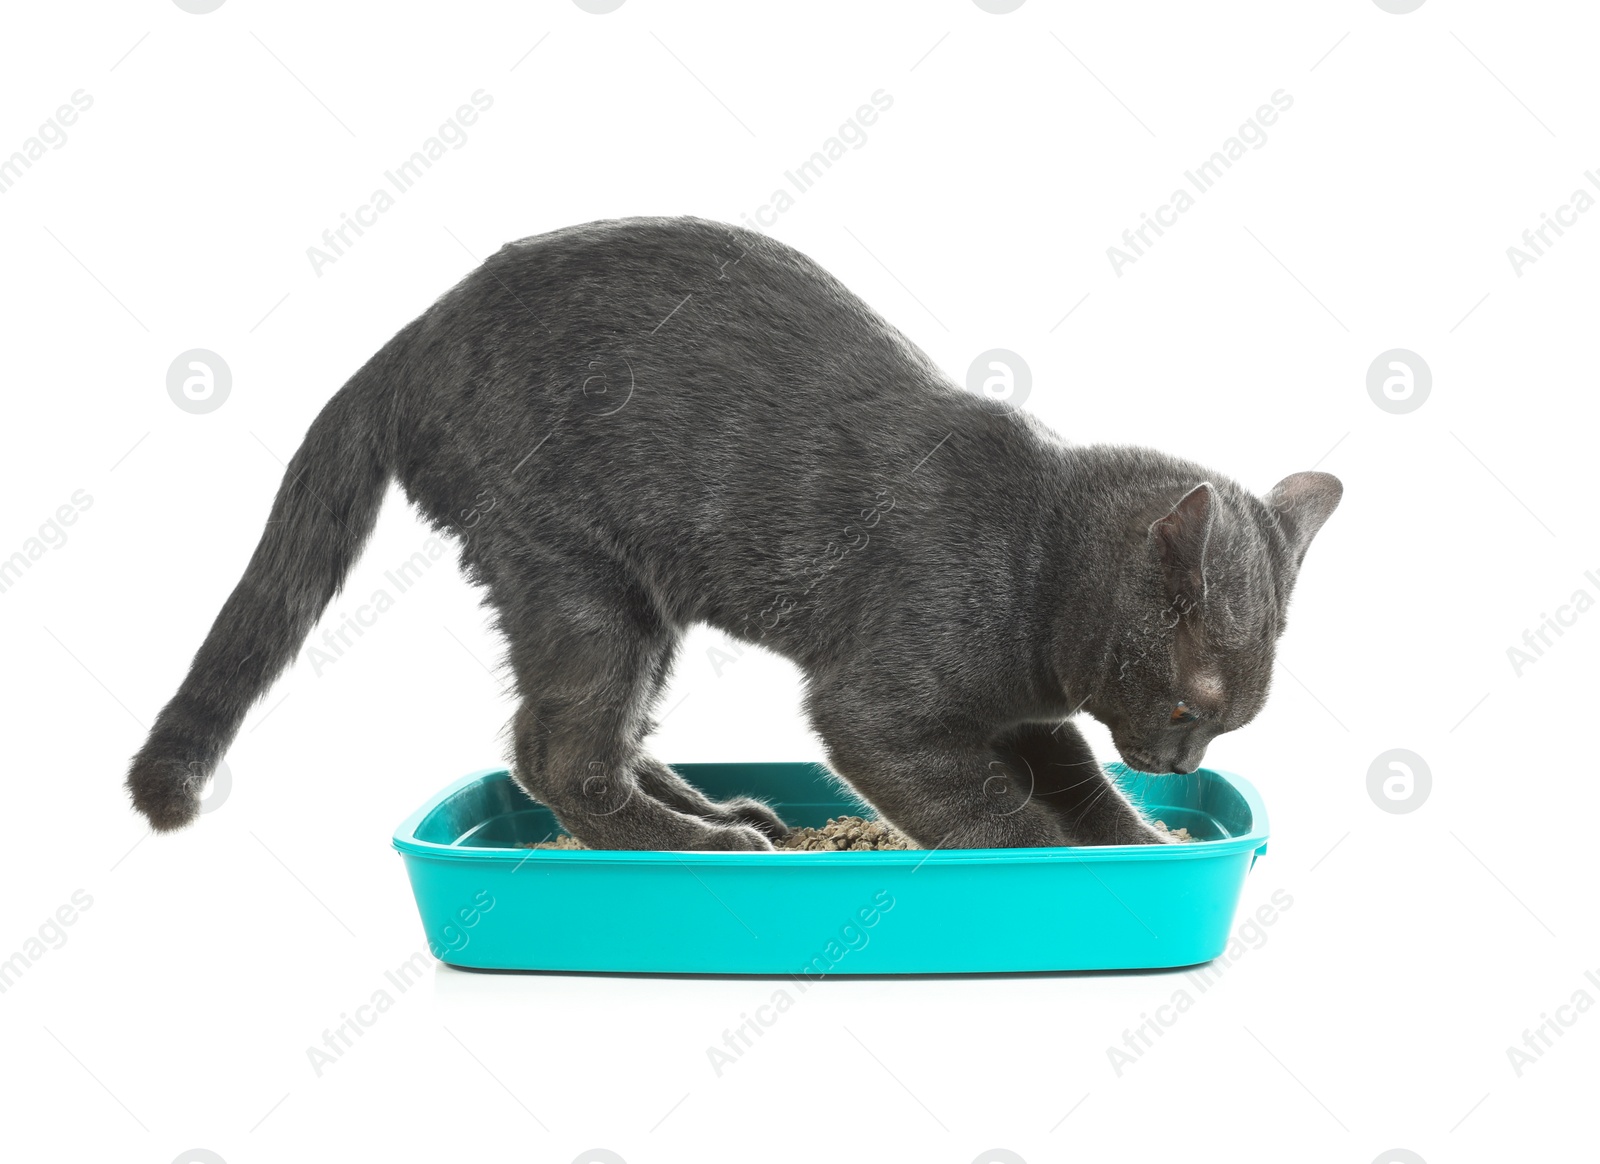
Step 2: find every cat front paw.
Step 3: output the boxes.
[713,796,790,842]
[1115,819,1176,845]
[690,820,776,851]
[1070,816,1178,846]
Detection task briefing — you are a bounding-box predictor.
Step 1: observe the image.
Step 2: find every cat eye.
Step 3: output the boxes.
[1171,702,1200,725]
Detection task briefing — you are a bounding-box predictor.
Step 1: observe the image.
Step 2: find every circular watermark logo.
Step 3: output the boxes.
[1366,348,1430,414]
[572,0,626,12]
[972,1152,1028,1164]
[198,760,232,816]
[982,760,1034,818]
[577,762,634,817]
[167,349,232,414]
[172,0,227,12]
[572,1152,627,1164]
[1372,1152,1427,1164]
[1367,749,1431,814]
[1371,0,1425,13]
[579,352,635,417]
[172,1152,227,1164]
[966,348,1031,411]
[972,0,1026,12]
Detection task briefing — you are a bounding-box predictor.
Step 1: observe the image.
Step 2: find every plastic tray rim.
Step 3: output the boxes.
[391,763,1270,866]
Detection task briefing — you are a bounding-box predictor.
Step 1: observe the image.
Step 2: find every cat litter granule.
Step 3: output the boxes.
[779,816,919,851]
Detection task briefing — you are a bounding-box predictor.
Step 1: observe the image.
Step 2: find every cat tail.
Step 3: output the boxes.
[125,338,404,831]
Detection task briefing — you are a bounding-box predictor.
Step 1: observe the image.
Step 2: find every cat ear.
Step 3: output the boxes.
[1264,471,1342,568]
[1149,482,1214,610]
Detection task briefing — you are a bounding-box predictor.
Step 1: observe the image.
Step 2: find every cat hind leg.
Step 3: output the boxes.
[498,552,770,851]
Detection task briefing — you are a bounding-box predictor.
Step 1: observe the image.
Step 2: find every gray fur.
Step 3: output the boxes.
[125,217,1341,849]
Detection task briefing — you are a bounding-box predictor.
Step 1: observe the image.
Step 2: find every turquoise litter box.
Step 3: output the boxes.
[392,762,1269,975]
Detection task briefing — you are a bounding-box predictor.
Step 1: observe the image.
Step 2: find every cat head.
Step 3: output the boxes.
[1084,470,1342,775]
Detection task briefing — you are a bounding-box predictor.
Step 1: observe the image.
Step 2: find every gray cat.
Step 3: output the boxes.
[126,217,1341,850]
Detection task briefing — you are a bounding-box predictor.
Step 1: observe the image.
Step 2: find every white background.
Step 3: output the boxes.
[1,1,1595,1162]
